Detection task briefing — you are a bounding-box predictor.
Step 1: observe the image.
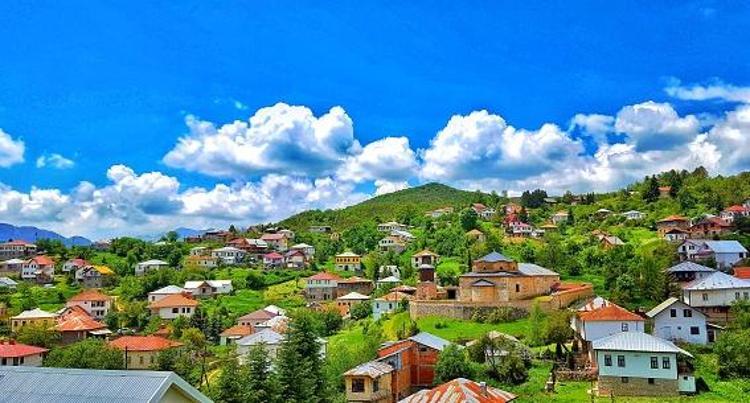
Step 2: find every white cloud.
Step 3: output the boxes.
[36,153,75,169]
[569,113,614,145]
[374,180,410,196]
[665,79,750,103]
[614,101,700,151]
[163,103,360,178]
[0,129,25,168]
[337,137,418,183]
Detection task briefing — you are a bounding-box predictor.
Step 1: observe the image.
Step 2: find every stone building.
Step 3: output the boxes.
[458,252,559,303]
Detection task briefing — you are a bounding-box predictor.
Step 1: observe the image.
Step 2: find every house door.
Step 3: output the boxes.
[708,328,715,343]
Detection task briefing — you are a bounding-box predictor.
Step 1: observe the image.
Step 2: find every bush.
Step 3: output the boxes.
[350,301,372,320]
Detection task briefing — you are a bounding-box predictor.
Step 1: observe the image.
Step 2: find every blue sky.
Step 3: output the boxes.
[0,2,749,238]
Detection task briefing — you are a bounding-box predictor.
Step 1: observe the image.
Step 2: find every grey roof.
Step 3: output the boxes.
[477,251,514,263]
[517,263,559,276]
[0,366,211,403]
[343,361,393,377]
[377,275,401,283]
[645,297,705,319]
[592,332,693,357]
[237,329,284,346]
[702,240,748,254]
[0,277,18,287]
[471,279,496,287]
[337,291,371,300]
[666,261,716,273]
[408,332,451,351]
[684,271,750,291]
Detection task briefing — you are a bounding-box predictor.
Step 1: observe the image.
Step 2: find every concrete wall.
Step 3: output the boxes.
[684,287,750,308]
[651,303,707,345]
[596,350,677,379]
[583,320,644,342]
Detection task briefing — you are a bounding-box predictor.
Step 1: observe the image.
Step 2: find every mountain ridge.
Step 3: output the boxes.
[0,223,92,246]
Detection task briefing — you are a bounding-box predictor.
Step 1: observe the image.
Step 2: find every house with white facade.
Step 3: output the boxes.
[184,280,233,297]
[21,256,55,282]
[289,243,315,259]
[148,285,187,303]
[720,205,750,223]
[377,221,408,232]
[148,293,198,319]
[682,271,750,324]
[678,239,748,269]
[646,297,708,345]
[593,332,695,397]
[622,210,646,220]
[135,259,169,276]
[372,291,412,320]
[551,211,569,225]
[62,258,89,273]
[666,261,715,284]
[211,247,246,265]
[571,297,645,360]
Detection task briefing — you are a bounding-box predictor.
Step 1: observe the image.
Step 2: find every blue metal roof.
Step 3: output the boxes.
[477,251,513,263]
[409,332,451,351]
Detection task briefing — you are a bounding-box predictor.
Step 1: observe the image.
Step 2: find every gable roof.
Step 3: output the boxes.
[0,366,210,403]
[148,293,198,309]
[0,341,48,358]
[666,261,715,273]
[658,215,688,223]
[109,335,182,352]
[219,324,254,338]
[408,332,451,351]
[236,329,284,346]
[338,276,373,284]
[343,361,393,378]
[150,285,187,295]
[684,271,750,291]
[646,297,706,319]
[578,303,644,322]
[517,263,558,276]
[12,308,57,320]
[400,378,517,403]
[68,289,111,302]
[336,251,360,258]
[337,291,370,300]
[376,291,413,302]
[701,240,748,254]
[238,308,277,322]
[377,275,401,283]
[307,272,342,281]
[592,332,693,357]
[477,251,513,263]
[56,307,107,332]
[29,255,54,266]
[413,249,439,257]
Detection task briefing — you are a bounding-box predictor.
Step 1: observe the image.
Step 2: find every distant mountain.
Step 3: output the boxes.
[278,182,481,232]
[0,223,92,246]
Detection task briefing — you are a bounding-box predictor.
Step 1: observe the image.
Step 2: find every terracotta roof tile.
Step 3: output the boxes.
[220,325,254,338]
[578,303,644,322]
[0,341,48,358]
[308,272,342,281]
[56,307,107,332]
[148,293,198,309]
[400,378,517,402]
[68,289,111,302]
[734,267,750,280]
[109,335,182,352]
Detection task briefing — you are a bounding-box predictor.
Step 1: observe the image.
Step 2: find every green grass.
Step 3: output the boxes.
[263,279,306,308]
[414,315,531,343]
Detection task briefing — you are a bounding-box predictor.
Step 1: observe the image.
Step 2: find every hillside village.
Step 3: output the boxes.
[2,168,750,402]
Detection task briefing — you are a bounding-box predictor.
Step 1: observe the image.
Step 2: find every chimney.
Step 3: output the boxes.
[479,381,487,396]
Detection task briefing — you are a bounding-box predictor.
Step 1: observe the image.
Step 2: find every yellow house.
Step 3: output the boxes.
[109,335,183,369]
[335,251,362,272]
[11,308,58,333]
[343,361,393,403]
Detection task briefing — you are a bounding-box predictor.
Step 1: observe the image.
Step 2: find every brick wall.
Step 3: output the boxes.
[597,375,678,397]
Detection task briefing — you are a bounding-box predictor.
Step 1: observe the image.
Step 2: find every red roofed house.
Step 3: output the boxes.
[721,205,750,224]
[109,335,183,369]
[0,240,37,260]
[305,272,342,301]
[263,252,284,269]
[148,293,199,319]
[55,305,110,345]
[400,378,517,403]
[0,340,48,367]
[219,324,254,345]
[260,233,289,251]
[66,289,113,320]
[571,297,645,361]
[689,217,732,238]
[62,258,89,273]
[733,267,750,280]
[21,255,55,283]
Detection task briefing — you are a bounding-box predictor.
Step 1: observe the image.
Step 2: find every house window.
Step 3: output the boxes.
[621,323,629,332]
[648,378,655,385]
[373,378,379,392]
[683,309,692,318]
[736,292,741,300]
[690,326,700,335]
[662,357,671,369]
[617,355,625,367]
[172,308,179,314]
[515,284,520,292]
[351,378,365,393]
[670,309,677,318]
[650,356,658,369]
[621,377,629,383]
[702,293,708,301]
[604,355,612,366]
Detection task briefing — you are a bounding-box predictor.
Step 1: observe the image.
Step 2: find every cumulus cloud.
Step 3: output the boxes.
[36,153,75,169]
[163,103,360,178]
[0,129,25,167]
[614,101,700,151]
[569,113,615,145]
[665,79,750,103]
[337,137,418,183]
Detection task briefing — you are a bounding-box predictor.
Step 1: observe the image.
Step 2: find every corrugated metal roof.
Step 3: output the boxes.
[702,240,748,254]
[12,308,57,320]
[645,297,705,319]
[592,332,693,357]
[684,271,750,291]
[337,292,370,300]
[666,261,715,273]
[236,329,284,346]
[399,377,516,402]
[517,263,558,276]
[408,332,451,351]
[477,251,513,263]
[0,367,210,402]
[150,285,186,294]
[343,361,393,377]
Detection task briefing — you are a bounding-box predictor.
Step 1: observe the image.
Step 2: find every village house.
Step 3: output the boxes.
[183,280,233,297]
[622,210,646,220]
[598,234,625,249]
[458,252,559,303]
[21,255,55,282]
[0,240,37,260]
[466,228,486,242]
[337,276,374,297]
[678,239,748,269]
[379,236,406,254]
[236,329,285,363]
[378,221,408,232]
[682,271,750,324]
[109,335,183,369]
[202,230,232,242]
[646,297,709,345]
[472,203,496,220]
[66,289,112,320]
[688,217,732,238]
[343,361,394,403]
[185,255,219,269]
[309,225,332,233]
[720,204,750,223]
[0,341,47,367]
[376,275,402,289]
[11,308,57,333]
[290,242,315,259]
[75,265,115,288]
[593,332,695,397]
[390,229,415,243]
[211,246,246,265]
[425,206,453,218]
[666,261,715,284]
[571,297,645,360]
[55,305,110,345]
[657,215,690,238]
[260,233,290,251]
[399,378,517,403]
[0,258,24,274]
[336,292,370,316]
[62,258,89,273]
[226,238,268,255]
[263,252,284,269]
[509,222,533,238]
[237,307,280,327]
[411,249,439,268]
[305,272,341,301]
[284,249,307,269]
[189,246,209,256]
[664,228,690,242]
[335,251,362,272]
[135,259,169,276]
[148,293,199,319]
[219,325,254,346]
[148,285,187,303]
[373,291,412,320]
[551,211,569,225]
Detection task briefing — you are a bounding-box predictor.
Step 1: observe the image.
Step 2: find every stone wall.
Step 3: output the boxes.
[597,375,678,397]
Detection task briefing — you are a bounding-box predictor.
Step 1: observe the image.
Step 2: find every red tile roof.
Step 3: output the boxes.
[734,267,750,280]
[238,309,276,322]
[0,341,48,358]
[578,303,644,322]
[31,255,55,266]
[220,324,254,337]
[56,306,107,332]
[68,289,111,302]
[400,378,517,403]
[109,335,182,352]
[725,205,750,213]
[308,272,342,281]
[264,252,283,259]
[148,293,199,309]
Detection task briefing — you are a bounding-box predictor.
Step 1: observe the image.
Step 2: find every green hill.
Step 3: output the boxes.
[278,182,480,232]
